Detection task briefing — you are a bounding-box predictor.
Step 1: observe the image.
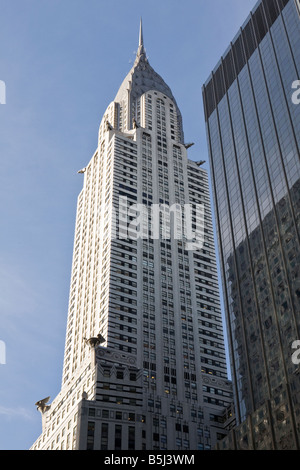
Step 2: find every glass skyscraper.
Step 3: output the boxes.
[203,0,300,449]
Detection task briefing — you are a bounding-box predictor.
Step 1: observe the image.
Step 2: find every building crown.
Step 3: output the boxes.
[113,19,184,141]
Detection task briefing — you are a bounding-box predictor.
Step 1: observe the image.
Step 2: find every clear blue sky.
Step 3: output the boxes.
[0,0,257,450]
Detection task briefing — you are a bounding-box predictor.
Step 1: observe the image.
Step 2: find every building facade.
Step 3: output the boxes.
[31,23,233,451]
[202,0,300,449]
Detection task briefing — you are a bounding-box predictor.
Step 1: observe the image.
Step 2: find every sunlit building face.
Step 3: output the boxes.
[31,22,233,451]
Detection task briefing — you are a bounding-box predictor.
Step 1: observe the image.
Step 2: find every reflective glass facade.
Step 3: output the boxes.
[203,0,300,448]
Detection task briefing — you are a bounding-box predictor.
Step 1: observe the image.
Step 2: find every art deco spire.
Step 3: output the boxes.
[136,17,147,62]
[113,18,184,141]
[139,18,144,48]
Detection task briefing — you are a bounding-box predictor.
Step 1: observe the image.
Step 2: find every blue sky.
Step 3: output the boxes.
[0,0,257,450]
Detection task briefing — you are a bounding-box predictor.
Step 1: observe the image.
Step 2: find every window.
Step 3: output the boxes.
[115,425,122,450]
[128,426,135,450]
[101,423,108,450]
[86,421,95,450]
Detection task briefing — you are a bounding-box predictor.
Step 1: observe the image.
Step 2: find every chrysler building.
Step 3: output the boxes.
[31,21,233,451]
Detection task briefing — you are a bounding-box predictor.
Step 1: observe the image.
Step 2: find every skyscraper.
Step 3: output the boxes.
[202,0,300,450]
[31,22,233,451]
